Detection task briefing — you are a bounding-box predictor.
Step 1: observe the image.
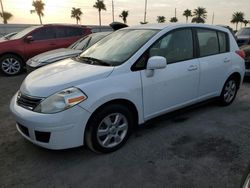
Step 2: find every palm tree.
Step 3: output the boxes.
[119,10,129,24]
[30,0,45,25]
[157,16,166,23]
[191,7,207,23]
[71,7,82,24]
[183,9,192,23]
[93,0,106,28]
[170,17,178,23]
[231,12,244,31]
[243,20,249,27]
[0,11,13,24]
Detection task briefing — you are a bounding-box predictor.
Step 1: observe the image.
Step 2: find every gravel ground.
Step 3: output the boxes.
[0,74,250,188]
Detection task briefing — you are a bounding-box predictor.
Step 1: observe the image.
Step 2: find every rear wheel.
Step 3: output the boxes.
[0,54,24,76]
[85,104,133,153]
[219,77,238,106]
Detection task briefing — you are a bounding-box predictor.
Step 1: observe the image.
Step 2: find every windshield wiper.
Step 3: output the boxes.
[79,56,112,66]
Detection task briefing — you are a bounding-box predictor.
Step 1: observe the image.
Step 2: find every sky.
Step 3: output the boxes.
[1,0,250,29]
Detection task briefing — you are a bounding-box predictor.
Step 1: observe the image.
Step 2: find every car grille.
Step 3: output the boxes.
[16,92,43,111]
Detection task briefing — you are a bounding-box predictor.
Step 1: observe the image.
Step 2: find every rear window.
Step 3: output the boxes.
[55,27,84,38]
[197,29,228,57]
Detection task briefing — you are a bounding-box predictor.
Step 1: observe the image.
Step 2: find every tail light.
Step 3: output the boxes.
[236,50,246,59]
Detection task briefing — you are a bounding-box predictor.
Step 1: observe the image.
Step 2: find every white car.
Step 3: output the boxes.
[10,24,245,153]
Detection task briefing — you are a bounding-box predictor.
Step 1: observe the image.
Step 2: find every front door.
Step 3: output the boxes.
[140,28,200,120]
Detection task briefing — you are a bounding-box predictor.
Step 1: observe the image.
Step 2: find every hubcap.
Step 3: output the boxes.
[223,80,236,103]
[97,113,128,148]
[1,58,21,75]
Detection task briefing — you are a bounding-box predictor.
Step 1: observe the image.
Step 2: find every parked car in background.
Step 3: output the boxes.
[240,45,250,76]
[236,27,250,47]
[0,24,91,76]
[0,32,17,40]
[26,32,111,72]
[10,24,245,153]
[217,25,236,39]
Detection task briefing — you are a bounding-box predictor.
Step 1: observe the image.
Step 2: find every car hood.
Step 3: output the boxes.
[30,48,82,64]
[21,58,114,97]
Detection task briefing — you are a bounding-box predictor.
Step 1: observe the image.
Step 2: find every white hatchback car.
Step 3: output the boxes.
[10,24,245,153]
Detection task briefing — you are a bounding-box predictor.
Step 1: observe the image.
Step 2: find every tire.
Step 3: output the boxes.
[219,76,238,106]
[0,54,24,76]
[85,104,134,153]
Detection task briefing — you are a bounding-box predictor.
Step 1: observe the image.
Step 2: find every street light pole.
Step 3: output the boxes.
[0,0,6,24]
[144,0,147,23]
[112,0,114,22]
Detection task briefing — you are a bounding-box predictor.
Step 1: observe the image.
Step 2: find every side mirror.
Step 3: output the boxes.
[25,35,34,43]
[145,56,167,77]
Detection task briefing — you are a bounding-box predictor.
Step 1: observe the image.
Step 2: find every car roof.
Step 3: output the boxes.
[124,23,229,32]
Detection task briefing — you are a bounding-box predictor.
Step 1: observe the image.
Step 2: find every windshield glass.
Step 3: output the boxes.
[10,26,41,40]
[79,29,158,66]
[69,36,89,49]
[237,28,250,36]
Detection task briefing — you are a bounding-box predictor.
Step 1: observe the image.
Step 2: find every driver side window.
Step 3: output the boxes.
[132,28,194,71]
[149,29,194,64]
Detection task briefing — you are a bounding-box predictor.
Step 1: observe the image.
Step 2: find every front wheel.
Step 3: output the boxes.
[0,54,24,76]
[85,104,133,153]
[219,77,238,106]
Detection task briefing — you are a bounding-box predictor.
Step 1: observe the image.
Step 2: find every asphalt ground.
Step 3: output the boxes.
[0,73,250,188]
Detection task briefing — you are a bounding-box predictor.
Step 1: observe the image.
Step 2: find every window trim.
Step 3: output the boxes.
[131,27,196,71]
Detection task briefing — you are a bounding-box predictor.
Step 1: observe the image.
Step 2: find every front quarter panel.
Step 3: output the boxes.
[77,69,144,124]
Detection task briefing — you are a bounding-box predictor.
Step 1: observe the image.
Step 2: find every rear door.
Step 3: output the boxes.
[55,26,84,48]
[196,28,231,98]
[24,27,57,59]
[139,28,200,120]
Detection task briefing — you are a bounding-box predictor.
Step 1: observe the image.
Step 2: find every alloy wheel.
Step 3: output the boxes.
[223,80,237,103]
[97,113,128,148]
[1,57,21,75]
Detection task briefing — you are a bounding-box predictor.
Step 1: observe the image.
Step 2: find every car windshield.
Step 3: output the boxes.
[79,29,158,66]
[69,36,89,49]
[10,26,41,40]
[237,28,250,36]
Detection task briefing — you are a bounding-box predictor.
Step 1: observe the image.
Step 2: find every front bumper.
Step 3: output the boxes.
[10,92,91,150]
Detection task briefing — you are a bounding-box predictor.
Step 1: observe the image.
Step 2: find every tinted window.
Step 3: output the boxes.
[55,27,66,38]
[32,27,55,41]
[197,29,219,57]
[218,32,227,53]
[65,27,82,37]
[149,29,194,64]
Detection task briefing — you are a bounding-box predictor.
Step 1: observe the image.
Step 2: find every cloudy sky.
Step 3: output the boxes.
[2,0,250,29]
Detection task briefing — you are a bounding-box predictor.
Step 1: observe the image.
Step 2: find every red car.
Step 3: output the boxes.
[0,24,92,75]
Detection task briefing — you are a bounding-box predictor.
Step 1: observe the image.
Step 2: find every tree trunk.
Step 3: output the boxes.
[99,10,101,31]
[186,17,188,23]
[38,14,42,25]
[236,22,238,31]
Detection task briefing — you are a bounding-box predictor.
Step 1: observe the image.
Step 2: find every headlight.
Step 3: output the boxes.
[34,87,87,114]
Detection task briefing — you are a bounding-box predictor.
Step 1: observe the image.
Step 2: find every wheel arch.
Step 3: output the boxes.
[228,72,241,89]
[0,52,25,64]
[85,98,139,131]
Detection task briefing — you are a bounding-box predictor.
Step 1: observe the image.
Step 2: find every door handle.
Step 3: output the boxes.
[187,65,198,71]
[50,43,56,45]
[224,57,231,63]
